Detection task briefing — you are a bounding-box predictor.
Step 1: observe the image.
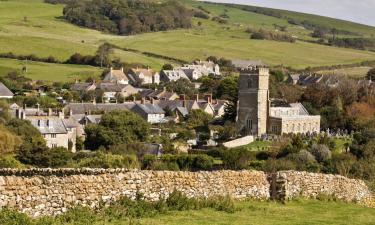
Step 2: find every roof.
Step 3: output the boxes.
[130,68,155,77]
[231,59,264,69]
[139,89,177,100]
[28,117,68,134]
[85,115,102,124]
[103,68,129,82]
[0,82,14,97]
[289,74,300,81]
[155,100,197,111]
[289,103,309,116]
[161,69,189,81]
[63,118,81,128]
[65,103,135,115]
[141,143,162,156]
[97,83,132,92]
[132,103,165,114]
[70,83,95,91]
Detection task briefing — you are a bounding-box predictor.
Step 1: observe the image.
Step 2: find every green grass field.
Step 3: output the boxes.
[1,0,375,82]
[0,58,102,82]
[103,199,375,225]
[318,67,372,78]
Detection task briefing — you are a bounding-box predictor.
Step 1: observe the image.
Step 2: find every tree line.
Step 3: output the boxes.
[62,0,192,35]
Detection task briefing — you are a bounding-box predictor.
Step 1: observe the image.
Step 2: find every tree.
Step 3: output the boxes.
[165,78,196,96]
[162,63,174,70]
[367,68,375,81]
[96,42,113,68]
[0,125,20,154]
[84,110,150,150]
[186,109,212,129]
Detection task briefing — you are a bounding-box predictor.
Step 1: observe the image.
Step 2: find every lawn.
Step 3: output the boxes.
[0,0,375,75]
[106,199,375,225]
[0,58,102,82]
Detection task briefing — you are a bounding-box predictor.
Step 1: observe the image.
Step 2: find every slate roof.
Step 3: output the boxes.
[97,83,131,92]
[132,103,165,114]
[289,103,310,116]
[29,117,68,134]
[0,82,14,97]
[139,89,177,100]
[70,83,95,92]
[155,100,196,111]
[65,103,135,115]
[161,69,189,81]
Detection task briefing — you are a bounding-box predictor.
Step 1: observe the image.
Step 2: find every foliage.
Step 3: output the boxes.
[0,125,21,154]
[84,110,150,150]
[186,109,212,129]
[142,154,215,171]
[249,28,295,43]
[165,78,196,97]
[0,155,25,169]
[63,0,192,35]
[77,151,138,169]
[367,68,375,81]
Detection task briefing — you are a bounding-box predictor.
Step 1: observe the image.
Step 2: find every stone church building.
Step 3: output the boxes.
[236,66,320,136]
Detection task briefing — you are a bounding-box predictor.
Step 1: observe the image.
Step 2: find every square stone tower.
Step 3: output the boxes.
[236,67,270,136]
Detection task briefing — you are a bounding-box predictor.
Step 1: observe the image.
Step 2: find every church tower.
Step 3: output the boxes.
[236,66,269,136]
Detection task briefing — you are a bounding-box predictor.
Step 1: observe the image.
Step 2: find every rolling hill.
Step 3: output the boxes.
[0,0,374,81]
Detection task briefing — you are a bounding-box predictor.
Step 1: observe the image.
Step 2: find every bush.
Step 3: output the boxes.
[0,155,25,169]
[77,152,138,169]
[143,154,215,171]
[309,144,332,162]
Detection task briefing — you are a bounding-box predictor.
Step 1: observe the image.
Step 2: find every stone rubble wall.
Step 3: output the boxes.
[0,169,269,217]
[0,169,372,217]
[277,171,373,203]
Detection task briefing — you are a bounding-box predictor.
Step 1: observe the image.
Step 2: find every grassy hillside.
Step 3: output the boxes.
[0,58,102,82]
[136,200,375,225]
[0,0,375,81]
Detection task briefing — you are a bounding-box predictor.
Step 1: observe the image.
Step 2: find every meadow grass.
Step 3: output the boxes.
[0,58,102,82]
[120,199,375,225]
[0,0,374,76]
[318,67,372,78]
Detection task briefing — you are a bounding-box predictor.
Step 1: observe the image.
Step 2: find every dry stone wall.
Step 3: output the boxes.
[0,169,269,217]
[275,171,373,202]
[0,169,372,217]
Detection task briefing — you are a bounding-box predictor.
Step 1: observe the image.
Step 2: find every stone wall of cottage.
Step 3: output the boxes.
[0,169,372,217]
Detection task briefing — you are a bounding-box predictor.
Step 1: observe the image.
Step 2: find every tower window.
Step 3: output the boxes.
[247,78,253,88]
[247,119,252,130]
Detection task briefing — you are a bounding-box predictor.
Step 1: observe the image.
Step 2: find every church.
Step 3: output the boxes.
[236,66,320,136]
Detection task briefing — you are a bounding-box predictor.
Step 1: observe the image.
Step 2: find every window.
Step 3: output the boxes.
[51,134,57,138]
[247,78,253,88]
[247,119,252,130]
[52,144,57,148]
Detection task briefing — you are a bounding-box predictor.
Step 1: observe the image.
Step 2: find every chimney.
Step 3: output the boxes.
[133,96,136,102]
[204,94,212,104]
[141,97,146,104]
[48,108,53,116]
[151,98,155,105]
[179,94,186,101]
[75,79,78,84]
[37,120,41,127]
[121,67,124,72]
[36,103,40,115]
[163,87,166,92]
[58,111,64,119]
[69,109,73,116]
[194,94,199,102]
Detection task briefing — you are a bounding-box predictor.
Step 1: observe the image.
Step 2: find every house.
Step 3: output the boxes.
[231,59,264,70]
[288,73,324,86]
[160,69,189,82]
[29,117,77,152]
[213,100,228,118]
[139,88,179,101]
[128,67,160,85]
[103,67,129,84]
[14,107,78,152]
[131,101,165,124]
[0,82,14,98]
[64,102,135,115]
[70,82,96,92]
[96,83,138,102]
[180,68,202,80]
[194,60,220,76]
